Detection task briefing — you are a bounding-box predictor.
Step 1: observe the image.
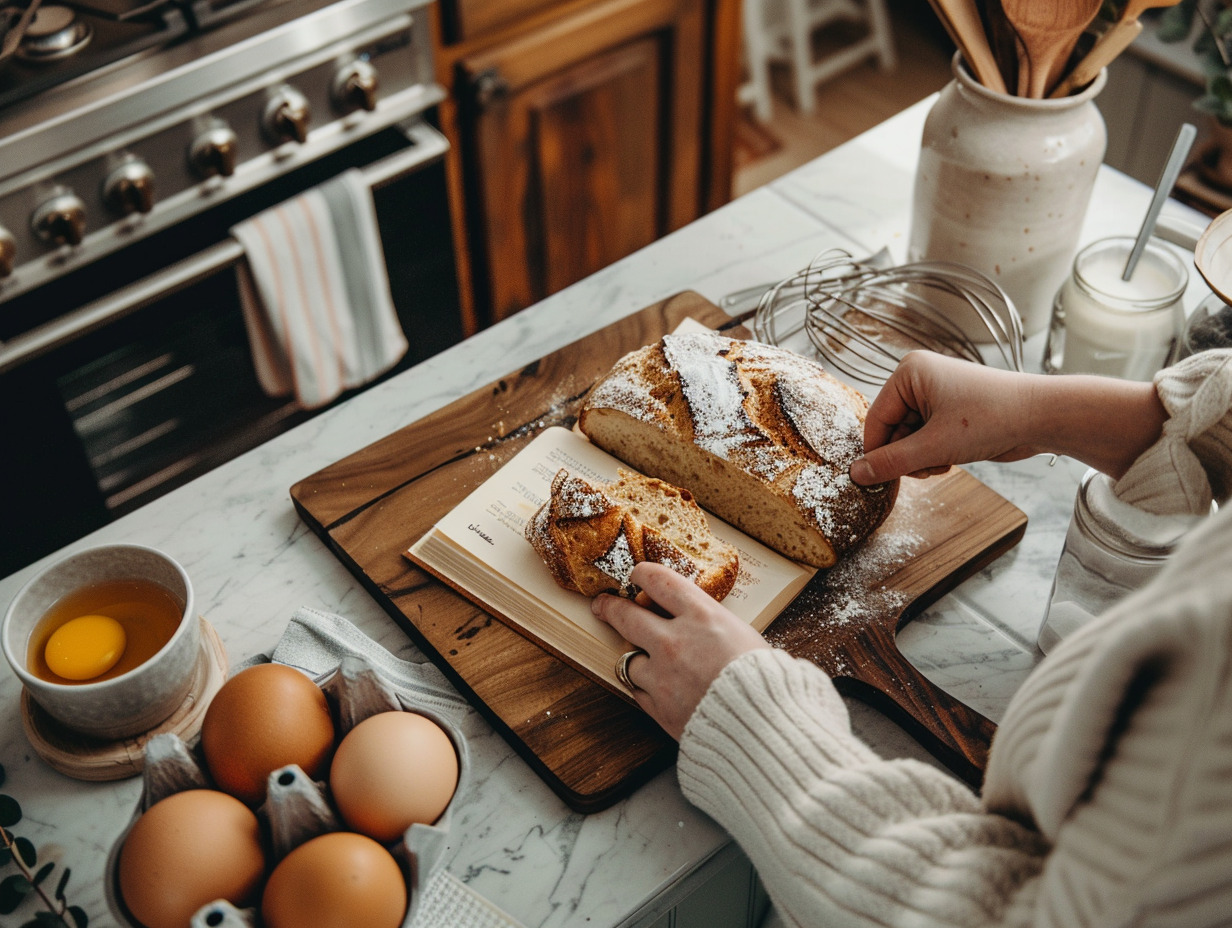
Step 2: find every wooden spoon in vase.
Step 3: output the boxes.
[999,0,1104,98]
[1050,0,1183,98]
[928,0,1008,93]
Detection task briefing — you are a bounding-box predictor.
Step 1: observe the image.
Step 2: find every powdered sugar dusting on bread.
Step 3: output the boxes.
[552,472,612,520]
[792,465,848,541]
[651,544,701,581]
[662,333,758,458]
[524,504,553,556]
[777,371,864,465]
[582,360,657,424]
[594,531,636,593]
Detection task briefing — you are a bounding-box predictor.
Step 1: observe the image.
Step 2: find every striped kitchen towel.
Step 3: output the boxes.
[232,168,409,409]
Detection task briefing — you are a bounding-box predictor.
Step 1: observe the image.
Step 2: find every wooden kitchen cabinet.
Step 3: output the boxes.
[432,0,739,330]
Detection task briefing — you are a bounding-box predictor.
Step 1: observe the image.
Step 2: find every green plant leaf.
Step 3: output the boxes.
[0,873,34,914]
[0,796,21,829]
[55,868,70,902]
[1158,1,1197,42]
[1196,27,1218,58]
[67,904,88,928]
[0,846,11,867]
[26,912,70,928]
[31,862,53,887]
[0,764,6,789]
[1195,92,1232,126]
[1215,6,1232,37]
[15,837,37,868]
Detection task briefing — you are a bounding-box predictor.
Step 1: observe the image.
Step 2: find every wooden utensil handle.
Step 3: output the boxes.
[1050,19,1142,98]
[832,623,996,788]
[926,0,1008,94]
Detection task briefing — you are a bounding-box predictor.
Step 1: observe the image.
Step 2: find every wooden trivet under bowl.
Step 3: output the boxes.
[20,617,229,781]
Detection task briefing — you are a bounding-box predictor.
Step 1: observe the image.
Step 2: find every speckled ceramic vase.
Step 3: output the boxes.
[2,544,197,739]
[908,54,1107,337]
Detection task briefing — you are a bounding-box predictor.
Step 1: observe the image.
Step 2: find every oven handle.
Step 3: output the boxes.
[0,120,450,376]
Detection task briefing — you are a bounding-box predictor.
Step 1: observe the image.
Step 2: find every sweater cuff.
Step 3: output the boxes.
[1115,348,1232,512]
[678,648,879,808]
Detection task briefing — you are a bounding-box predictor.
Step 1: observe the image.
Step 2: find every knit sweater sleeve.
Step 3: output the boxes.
[677,649,1047,928]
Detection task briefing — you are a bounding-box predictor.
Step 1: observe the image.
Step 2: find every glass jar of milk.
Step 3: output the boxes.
[1044,236,1188,381]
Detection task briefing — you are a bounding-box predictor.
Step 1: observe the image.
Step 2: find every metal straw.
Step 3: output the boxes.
[1123,122,1197,281]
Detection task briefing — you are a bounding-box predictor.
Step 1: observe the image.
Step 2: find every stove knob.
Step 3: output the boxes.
[264,87,311,145]
[0,226,15,278]
[333,60,379,114]
[104,159,156,216]
[32,193,87,248]
[190,125,239,179]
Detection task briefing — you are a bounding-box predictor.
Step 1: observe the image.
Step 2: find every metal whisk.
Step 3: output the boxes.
[749,249,1025,385]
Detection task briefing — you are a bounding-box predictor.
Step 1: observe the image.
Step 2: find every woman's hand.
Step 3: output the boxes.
[849,351,1167,485]
[849,351,1042,485]
[591,562,769,740]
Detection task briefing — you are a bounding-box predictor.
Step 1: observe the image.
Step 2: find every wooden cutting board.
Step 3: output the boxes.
[291,292,1027,812]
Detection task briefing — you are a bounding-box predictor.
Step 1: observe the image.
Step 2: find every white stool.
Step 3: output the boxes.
[740,0,896,119]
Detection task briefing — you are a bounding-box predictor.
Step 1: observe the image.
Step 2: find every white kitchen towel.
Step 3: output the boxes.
[232,168,409,409]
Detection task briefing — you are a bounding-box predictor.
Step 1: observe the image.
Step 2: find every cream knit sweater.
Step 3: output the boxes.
[677,351,1232,928]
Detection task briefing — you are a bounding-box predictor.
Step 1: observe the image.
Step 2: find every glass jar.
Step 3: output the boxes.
[1038,469,1205,653]
[1172,292,1232,362]
[908,54,1107,338]
[1043,236,1188,381]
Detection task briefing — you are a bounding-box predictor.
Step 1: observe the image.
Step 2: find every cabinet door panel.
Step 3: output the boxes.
[445,0,563,42]
[460,0,703,323]
[534,38,661,294]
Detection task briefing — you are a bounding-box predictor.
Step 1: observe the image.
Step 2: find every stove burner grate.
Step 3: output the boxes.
[15,5,93,61]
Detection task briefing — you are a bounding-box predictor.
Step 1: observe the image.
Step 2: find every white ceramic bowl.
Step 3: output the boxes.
[2,544,198,739]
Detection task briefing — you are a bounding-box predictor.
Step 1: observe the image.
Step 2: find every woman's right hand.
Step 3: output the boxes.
[848,351,1167,486]
[849,352,1042,485]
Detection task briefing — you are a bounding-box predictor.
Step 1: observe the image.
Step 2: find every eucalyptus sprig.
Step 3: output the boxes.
[0,764,88,928]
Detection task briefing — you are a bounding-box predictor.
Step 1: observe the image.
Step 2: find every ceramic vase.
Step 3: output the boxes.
[908,54,1107,337]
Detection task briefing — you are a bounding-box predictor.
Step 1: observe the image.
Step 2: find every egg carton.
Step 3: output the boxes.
[102,653,471,928]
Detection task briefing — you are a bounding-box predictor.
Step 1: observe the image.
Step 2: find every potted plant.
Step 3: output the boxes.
[1160,0,1232,188]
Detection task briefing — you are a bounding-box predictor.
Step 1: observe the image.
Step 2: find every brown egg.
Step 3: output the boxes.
[201,663,335,805]
[118,789,266,928]
[261,832,407,928]
[329,710,459,844]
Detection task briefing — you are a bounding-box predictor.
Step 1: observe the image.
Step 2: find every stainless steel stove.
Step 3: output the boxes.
[0,0,444,299]
[0,0,461,576]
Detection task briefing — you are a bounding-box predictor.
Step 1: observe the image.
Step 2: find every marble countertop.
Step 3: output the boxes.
[0,98,1213,928]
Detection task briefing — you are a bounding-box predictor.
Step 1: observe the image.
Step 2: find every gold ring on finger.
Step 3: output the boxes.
[615,648,646,693]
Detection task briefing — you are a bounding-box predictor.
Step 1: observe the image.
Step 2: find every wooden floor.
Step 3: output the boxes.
[732,1,956,197]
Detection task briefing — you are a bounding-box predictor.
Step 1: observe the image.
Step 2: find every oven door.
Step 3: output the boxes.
[0,120,458,575]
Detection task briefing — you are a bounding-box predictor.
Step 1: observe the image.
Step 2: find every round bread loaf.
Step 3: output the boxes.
[525,468,739,599]
[577,332,897,568]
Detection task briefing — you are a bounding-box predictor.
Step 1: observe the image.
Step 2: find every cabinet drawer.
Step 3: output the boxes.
[442,0,564,41]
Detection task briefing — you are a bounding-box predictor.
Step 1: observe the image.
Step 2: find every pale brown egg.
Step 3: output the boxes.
[329,710,459,844]
[201,663,336,805]
[261,832,407,928]
[117,789,266,928]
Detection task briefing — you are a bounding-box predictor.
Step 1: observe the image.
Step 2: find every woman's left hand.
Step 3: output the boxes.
[591,561,770,739]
